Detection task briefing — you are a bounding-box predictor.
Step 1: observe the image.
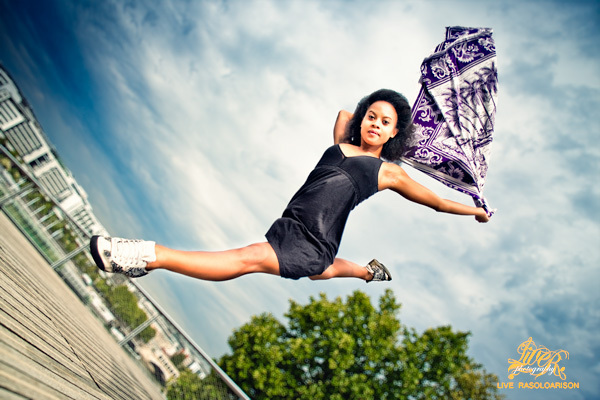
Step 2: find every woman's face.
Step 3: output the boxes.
[360,101,398,148]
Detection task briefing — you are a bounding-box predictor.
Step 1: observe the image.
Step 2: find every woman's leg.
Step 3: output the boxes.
[146,242,280,281]
[309,258,372,281]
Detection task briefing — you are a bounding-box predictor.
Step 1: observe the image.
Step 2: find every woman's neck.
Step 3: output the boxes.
[339,143,382,158]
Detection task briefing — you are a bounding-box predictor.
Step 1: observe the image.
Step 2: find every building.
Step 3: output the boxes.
[0,64,233,393]
[0,64,107,237]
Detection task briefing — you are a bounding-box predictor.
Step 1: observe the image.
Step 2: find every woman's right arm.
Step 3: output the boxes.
[333,110,353,144]
[380,162,490,223]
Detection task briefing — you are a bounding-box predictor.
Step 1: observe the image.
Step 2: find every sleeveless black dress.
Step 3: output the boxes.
[266,144,383,279]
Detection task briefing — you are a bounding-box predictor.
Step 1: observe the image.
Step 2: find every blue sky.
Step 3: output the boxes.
[1,0,599,398]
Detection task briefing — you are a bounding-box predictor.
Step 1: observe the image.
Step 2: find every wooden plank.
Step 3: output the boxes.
[0,324,99,392]
[0,282,85,367]
[0,292,158,399]
[0,387,29,400]
[0,362,73,400]
[0,285,70,353]
[0,338,105,400]
[0,213,165,400]
[0,310,87,375]
[1,305,160,400]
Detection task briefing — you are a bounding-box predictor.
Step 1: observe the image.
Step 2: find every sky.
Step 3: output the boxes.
[1,0,599,398]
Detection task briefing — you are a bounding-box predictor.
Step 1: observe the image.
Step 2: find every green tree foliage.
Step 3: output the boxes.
[219,289,503,400]
[167,370,204,400]
[97,283,156,342]
[171,352,187,369]
[166,370,228,400]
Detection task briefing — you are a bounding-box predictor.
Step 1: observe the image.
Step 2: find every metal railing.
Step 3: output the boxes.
[0,144,250,400]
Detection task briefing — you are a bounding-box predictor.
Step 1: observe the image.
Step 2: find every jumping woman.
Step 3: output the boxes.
[90,89,490,283]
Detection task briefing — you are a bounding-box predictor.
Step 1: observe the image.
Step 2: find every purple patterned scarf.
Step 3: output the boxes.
[401,27,497,215]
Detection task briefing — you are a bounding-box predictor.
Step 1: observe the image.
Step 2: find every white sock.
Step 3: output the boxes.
[140,241,157,263]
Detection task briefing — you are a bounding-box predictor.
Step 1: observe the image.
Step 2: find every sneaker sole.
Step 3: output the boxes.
[381,263,392,281]
[89,235,107,272]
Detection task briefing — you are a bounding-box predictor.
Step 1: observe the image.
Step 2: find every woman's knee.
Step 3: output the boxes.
[238,243,268,263]
[309,265,334,280]
[239,243,280,275]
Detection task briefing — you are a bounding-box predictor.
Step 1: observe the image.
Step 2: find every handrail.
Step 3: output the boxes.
[0,143,250,399]
[130,280,251,400]
[0,144,92,239]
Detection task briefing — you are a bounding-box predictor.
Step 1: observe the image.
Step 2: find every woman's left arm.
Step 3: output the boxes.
[380,163,490,222]
[333,110,353,144]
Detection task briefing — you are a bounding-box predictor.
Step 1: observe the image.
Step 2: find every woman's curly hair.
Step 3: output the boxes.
[344,89,414,162]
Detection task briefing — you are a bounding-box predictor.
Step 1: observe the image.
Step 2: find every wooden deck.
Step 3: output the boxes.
[0,213,164,399]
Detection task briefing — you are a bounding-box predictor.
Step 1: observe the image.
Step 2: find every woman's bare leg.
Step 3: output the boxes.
[309,258,372,281]
[146,242,280,281]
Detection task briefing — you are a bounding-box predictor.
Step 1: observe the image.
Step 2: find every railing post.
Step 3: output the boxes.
[1,144,252,399]
[51,246,88,269]
[118,314,160,346]
[130,281,251,400]
[0,182,34,207]
[0,145,93,240]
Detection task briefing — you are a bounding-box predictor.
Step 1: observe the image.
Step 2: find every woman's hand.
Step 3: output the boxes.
[475,209,490,223]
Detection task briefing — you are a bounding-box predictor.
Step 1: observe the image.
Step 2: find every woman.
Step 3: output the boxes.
[90,89,489,283]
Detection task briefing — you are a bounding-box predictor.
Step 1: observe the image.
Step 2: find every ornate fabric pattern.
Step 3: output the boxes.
[401,26,498,215]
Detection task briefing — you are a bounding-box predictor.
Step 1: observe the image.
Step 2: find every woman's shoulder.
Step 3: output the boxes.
[380,161,405,174]
[378,162,408,188]
[338,143,356,155]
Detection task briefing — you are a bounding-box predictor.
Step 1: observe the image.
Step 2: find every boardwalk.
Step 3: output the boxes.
[0,213,164,399]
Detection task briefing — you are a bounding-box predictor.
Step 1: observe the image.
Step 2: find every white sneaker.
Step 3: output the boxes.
[90,236,156,278]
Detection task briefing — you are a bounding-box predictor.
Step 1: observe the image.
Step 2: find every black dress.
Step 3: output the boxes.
[266,144,383,279]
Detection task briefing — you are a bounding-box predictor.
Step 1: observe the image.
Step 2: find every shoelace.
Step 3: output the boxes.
[112,238,145,267]
[373,269,387,280]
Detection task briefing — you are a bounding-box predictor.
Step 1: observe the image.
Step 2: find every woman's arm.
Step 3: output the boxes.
[379,163,490,222]
[333,110,353,144]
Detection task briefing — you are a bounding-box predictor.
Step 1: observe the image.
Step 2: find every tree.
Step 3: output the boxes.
[166,370,230,400]
[97,283,156,342]
[166,370,205,399]
[219,290,503,400]
[171,351,187,369]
